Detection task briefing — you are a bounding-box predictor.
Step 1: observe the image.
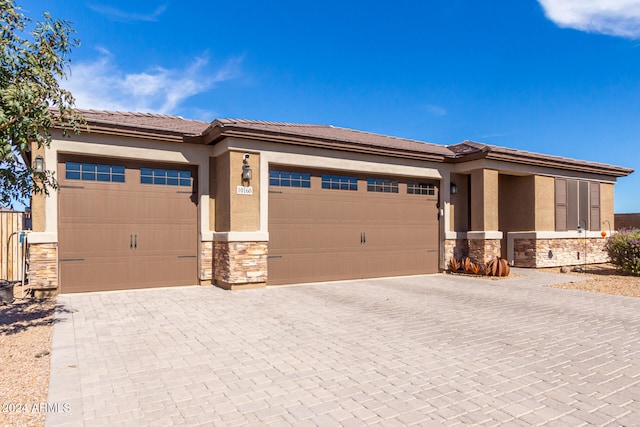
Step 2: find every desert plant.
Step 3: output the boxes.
[462,257,473,273]
[469,262,481,275]
[604,228,640,276]
[449,258,461,273]
[486,257,510,277]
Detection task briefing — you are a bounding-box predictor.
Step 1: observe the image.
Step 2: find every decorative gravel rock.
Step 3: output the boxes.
[0,298,55,427]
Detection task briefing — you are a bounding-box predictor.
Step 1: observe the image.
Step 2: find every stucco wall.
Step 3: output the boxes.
[533,175,555,231]
[449,173,469,232]
[471,169,499,231]
[229,151,260,232]
[499,175,535,232]
[601,183,614,232]
[30,143,46,232]
[215,152,231,232]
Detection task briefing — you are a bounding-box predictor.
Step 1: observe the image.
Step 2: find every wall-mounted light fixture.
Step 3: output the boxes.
[450,182,458,195]
[33,155,45,173]
[241,153,252,182]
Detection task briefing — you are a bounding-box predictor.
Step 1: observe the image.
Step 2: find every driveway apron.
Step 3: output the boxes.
[46,269,640,426]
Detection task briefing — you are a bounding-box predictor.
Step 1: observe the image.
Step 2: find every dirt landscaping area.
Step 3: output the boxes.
[547,263,640,297]
[0,297,55,427]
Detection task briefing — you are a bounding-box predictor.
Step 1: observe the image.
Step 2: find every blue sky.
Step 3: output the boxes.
[36,0,640,212]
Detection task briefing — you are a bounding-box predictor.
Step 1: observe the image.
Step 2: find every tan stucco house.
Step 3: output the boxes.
[27,110,633,294]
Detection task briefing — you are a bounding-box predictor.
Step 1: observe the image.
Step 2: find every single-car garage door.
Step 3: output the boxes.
[57,156,198,293]
[268,168,439,285]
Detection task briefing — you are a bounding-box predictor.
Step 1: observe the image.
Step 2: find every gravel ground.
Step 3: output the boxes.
[548,263,640,297]
[0,296,55,427]
[0,266,637,427]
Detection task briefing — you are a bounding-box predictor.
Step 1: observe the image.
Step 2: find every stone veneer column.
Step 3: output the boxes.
[199,241,214,285]
[444,233,502,268]
[28,243,58,297]
[213,241,268,290]
[468,238,502,264]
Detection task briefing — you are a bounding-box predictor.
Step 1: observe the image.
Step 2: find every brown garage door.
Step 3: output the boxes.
[268,168,439,285]
[57,156,198,293]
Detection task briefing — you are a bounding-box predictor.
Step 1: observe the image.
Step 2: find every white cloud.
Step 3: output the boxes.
[63,49,242,115]
[87,3,168,22]
[538,0,640,38]
[424,104,447,117]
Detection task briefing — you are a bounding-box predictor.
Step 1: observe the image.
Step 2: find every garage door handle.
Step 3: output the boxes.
[363,232,366,244]
[130,234,133,249]
[134,234,137,249]
[360,232,363,244]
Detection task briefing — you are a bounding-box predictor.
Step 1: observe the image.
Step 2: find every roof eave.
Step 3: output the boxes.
[54,120,203,144]
[485,152,634,177]
[205,125,447,162]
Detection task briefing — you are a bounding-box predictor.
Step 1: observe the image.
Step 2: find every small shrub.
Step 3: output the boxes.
[462,257,473,273]
[449,258,461,272]
[605,228,640,276]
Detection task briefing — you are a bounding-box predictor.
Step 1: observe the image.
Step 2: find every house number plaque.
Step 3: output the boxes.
[237,186,253,195]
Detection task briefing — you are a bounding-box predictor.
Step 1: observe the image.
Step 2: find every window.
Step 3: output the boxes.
[65,162,125,183]
[321,175,358,191]
[555,178,600,231]
[140,168,191,187]
[269,170,311,188]
[407,182,435,195]
[367,178,398,193]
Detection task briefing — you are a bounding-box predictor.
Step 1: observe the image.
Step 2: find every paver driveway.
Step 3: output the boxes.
[47,269,640,426]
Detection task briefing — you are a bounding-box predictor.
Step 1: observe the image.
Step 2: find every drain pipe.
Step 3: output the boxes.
[21,232,29,298]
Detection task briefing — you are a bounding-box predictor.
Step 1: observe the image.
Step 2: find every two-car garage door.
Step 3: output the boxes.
[268,168,440,285]
[57,159,438,291]
[57,156,198,293]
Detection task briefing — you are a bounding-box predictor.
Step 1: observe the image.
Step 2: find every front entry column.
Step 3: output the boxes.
[469,169,502,263]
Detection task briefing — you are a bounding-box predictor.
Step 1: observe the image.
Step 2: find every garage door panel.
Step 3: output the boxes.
[58,158,197,293]
[130,256,197,286]
[59,259,132,293]
[269,223,361,254]
[58,225,134,256]
[268,251,364,285]
[268,170,439,285]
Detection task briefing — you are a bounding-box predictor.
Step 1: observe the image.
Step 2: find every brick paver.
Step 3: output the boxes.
[46,269,640,425]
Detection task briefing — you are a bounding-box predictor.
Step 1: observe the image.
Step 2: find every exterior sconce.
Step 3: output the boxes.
[33,155,45,173]
[450,183,458,195]
[241,153,252,182]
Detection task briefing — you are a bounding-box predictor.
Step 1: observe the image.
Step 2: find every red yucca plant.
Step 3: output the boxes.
[449,258,461,272]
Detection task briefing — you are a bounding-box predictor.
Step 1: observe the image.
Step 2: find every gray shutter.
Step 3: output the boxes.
[567,180,579,230]
[579,181,590,229]
[590,182,600,231]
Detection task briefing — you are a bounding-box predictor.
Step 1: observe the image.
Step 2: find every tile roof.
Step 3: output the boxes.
[72,110,633,177]
[76,109,210,135]
[211,119,453,157]
[448,141,633,177]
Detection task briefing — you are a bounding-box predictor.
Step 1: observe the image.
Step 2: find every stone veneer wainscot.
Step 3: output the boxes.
[513,237,608,268]
[213,241,268,290]
[28,243,58,297]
